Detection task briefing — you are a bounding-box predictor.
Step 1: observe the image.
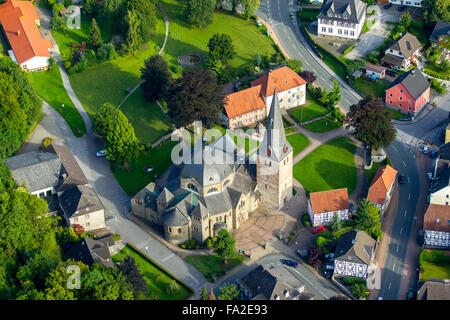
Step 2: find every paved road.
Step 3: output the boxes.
[378,91,450,299]
[257,0,362,111]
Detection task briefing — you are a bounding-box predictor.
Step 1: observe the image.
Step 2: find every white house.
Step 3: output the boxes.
[381,33,422,71]
[333,230,376,279]
[225,66,307,129]
[423,204,450,248]
[308,188,349,227]
[389,0,423,7]
[317,0,367,40]
[0,0,53,72]
[429,165,450,206]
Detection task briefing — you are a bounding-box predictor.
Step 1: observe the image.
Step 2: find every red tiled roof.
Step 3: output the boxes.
[0,0,53,64]
[251,66,307,98]
[367,165,398,205]
[424,204,450,233]
[224,85,266,119]
[310,188,349,214]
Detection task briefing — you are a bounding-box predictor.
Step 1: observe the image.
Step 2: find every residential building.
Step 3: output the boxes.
[367,164,398,212]
[361,62,385,79]
[333,230,376,278]
[59,185,106,232]
[417,279,450,300]
[5,151,62,198]
[381,33,422,70]
[317,0,367,40]
[423,204,450,248]
[388,0,423,7]
[131,92,293,244]
[429,21,450,61]
[385,68,430,115]
[238,265,312,300]
[65,235,115,268]
[224,66,306,129]
[445,123,450,144]
[429,165,450,206]
[307,188,349,227]
[0,0,53,71]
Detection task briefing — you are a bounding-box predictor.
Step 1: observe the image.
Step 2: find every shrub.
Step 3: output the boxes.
[205,238,213,248]
[40,137,53,150]
[430,78,446,94]
[305,221,311,228]
[301,213,311,227]
[112,234,121,241]
[166,280,178,294]
[316,235,330,247]
[319,230,334,240]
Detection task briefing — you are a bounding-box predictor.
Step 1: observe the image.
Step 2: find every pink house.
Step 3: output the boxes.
[385,68,430,115]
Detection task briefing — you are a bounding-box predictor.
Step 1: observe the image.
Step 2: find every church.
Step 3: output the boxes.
[131,90,293,245]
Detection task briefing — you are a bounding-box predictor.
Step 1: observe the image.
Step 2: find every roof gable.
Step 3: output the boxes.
[367,164,397,205]
[250,66,306,98]
[310,188,349,214]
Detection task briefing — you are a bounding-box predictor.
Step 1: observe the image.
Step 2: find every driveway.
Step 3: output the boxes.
[346,5,401,59]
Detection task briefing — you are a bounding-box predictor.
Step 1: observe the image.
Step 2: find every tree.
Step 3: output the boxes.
[217,283,241,300]
[84,0,100,17]
[166,280,178,295]
[93,103,141,167]
[97,43,117,62]
[348,96,396,151]
[231,0,243,13]
[117,256,147,297]
[327,80,341,108]
[355,199,382,240]
[185,0,215,28]
[299,71,316,83]
[399,12,412,31]
[330,213,342,232]
[346,59,366,75]
[166,68,225,128]
[423,0,450,26]
[127,0,158,42]
[123,10,143,54]
[286,59,303,74]
[88,18,103,50]
[141,55,172,102]
[207,33,235,65]
[200,286,209,300]
[214,229,236,264]
[243,0,260,20]
[307,245,323,269]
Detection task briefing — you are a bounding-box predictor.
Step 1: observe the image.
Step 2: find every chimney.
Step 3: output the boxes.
[17,30,20,36]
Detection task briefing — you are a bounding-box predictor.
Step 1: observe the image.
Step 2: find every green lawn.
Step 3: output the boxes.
[185,254,247,283]
[112,140,178,196]
[350,78,388,98]
[287,133,310,157]
[387,107,408,120]
[28,67,86,136]
[297,8,320,22]
[303,117,342,133]
[293,137,357,195]
[289,98,329,124]
[420,262,450,281]
[112,244,191,299]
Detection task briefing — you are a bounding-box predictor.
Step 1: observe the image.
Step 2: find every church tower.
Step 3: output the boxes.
[257,89,293,210]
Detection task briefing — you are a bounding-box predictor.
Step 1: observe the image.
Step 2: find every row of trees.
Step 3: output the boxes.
[140,55,226,128]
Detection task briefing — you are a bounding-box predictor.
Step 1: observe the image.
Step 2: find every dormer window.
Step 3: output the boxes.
[283,145,288,153]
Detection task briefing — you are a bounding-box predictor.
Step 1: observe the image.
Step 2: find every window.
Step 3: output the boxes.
[399,104,402,107]
[322,27,326,33]
[338,29,342,35]
[400,89,403,93]
[86,214,89,219]
[350,31,355,37]
[344,30,348,36]
[169,227,172,232]
[178,228,181,233]
[389,100,392,104]
[187,183,198,193]
[328,27,333,33]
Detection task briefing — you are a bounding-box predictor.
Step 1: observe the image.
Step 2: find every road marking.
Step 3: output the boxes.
[396,245,399,253]
[162,254,174,262]
[404,210,407,217]
[393,263,396,270]
[402,161,406,167]
[388,282,392,290]
[400,227,403,235]
[393,146,398,152]
[408,194,410,200]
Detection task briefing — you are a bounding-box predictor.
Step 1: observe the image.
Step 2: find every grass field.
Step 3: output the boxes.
[185,254,247,283]
[420,262,450,281]
[112,140,178,196]
[286,133,310,157]
[289,98,329,124]
[28,67,86,136]
[112,245,191,299]
[303,117,342,133]
[293,137,357,195]
[350,78,388,98]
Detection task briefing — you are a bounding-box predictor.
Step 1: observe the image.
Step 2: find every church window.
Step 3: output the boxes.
[223,179,230,187]
[187,183,198,193]
[208,187,218,194]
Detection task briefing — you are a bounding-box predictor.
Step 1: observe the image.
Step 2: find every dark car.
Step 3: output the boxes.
[280,259,298,268]
[398,5,406,11]
[386,70,397,77]
[349,201,355,213]
[429,150,438,159]
[383,3,392,8]
[398,174,407,184]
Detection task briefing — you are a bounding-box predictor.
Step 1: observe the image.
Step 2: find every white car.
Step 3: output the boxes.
[96,149,107,157]
[422,146,429,154]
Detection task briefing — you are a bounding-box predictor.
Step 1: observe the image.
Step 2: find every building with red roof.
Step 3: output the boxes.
[0,0,53,71]
[224,66,306,129]
[308,188,349,227]
[367,164,398,212]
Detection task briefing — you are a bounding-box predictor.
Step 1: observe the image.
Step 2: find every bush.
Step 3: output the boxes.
[430,78,445,94]
[301,213,311,227]
[319,230,334,240]
[180,239,199,249]
[40,137,53,150]
[316,235,330,247]
[112,234,121,241]
[97,43,117,62]
[305,221,311,228]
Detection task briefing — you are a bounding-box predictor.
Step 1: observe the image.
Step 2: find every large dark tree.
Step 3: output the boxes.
[118,256,147,296]
[166,68,225,128]
[88,18,103,50]
[308,245,323,270]
[299,71,316,83]
[207,33,235,65]
[423,0,450,26]
[185,0,215,28]
[348,96,396,151]
[141,55,172,102]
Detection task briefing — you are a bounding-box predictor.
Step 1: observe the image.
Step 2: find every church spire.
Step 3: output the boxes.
[258,89,292,162]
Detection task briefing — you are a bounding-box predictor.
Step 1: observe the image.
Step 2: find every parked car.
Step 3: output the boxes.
[312,226,326,234]
[349,201,355,213]
[398,174,407,184]
[296,249,308,258]
[290,13,294,21]
[429,150,438,159]
[280,259,298,268]
[407,288,415,300]
[421,145,429,154]
[383,3,392,8]
[96,149,107,157]
[397,5,406,11]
